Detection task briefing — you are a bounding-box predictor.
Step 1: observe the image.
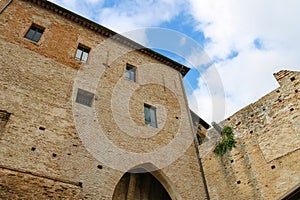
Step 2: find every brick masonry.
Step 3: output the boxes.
[0,0,207,199]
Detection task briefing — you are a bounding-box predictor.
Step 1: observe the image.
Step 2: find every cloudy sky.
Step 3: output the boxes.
[49,0,300,123]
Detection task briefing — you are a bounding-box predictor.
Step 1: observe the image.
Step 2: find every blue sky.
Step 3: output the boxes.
[49,0,300,122]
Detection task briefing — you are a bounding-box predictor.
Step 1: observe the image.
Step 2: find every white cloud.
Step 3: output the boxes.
[187,0,300,122]
[48,0,300,123]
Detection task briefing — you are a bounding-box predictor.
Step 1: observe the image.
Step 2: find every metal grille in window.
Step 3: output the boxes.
[24,24,45,42]
[75,44,90,63]
[75,88,94,107]
[126,64,136,82]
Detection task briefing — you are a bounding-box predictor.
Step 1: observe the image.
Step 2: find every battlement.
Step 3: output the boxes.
[273,70,299,86]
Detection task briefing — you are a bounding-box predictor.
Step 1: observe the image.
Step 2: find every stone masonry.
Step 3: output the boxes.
[1,0,299,200]
[201,70,300,199]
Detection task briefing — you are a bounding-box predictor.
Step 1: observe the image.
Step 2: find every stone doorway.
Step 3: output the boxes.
[112,170,172,200]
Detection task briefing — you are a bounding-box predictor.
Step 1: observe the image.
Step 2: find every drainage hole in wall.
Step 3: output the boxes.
[276,90,280,93]
[237,180,241,184]
[295,89,298,93]
[31,147,36,151]
[230,160,234,163]
[97,165,103,169]
[39,127,45,131]
[290,77,296,81]
[290,108,294,111]
[52,153,57,158]
[250,130,253,134]
[79,182,83,188]
[271,165,276,169]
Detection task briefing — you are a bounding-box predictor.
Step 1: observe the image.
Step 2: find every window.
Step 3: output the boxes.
[75,44,90,63]
[0,110,11,133]
[75,88,94,107]
[24,24,45,42]
[126,64,136,82]
[144,104,157,128]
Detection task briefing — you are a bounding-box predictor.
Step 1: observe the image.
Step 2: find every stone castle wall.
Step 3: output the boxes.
[201,70,300,199]
[0,0,207,199]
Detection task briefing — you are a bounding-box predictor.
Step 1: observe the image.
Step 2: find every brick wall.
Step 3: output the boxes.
[0,1,207,199]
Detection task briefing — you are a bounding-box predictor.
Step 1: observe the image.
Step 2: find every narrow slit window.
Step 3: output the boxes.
[126,64,136,82]
[24,24,45,42]
[75,88,94,107]
[144,104,157,128]
[0,110,11,133]
[75,44,90,63]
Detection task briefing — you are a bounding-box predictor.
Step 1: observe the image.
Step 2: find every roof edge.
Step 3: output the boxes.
[22,0,190,76]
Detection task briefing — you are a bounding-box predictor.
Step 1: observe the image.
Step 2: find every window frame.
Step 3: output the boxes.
[144,104,157,128]
[126,63,137,82]
[24,24,45,43]
[75,44,91,63]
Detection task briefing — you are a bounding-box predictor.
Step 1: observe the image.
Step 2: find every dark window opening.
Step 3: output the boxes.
[0,110,11,133]
[126,64,136,82]
[290,77,296,82]
[144,104,157,128]
[75,88,95,107]
[196,133,206,145]
[24,24,45,42]
[75,44,90,63]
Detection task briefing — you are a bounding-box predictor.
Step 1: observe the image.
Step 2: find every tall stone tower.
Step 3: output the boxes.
[0,0,209,199]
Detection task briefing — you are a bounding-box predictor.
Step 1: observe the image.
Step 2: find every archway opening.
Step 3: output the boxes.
[112,169,172,200]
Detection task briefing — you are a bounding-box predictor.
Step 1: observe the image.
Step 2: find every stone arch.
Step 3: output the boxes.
[112,163,182,200]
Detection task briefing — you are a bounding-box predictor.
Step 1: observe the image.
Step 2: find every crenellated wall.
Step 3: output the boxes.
[201,70,300,200]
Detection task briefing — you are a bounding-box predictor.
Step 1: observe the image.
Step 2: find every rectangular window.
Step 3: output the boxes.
[75,88,94,107]
[126,64,136,82]
[144,104,157,128]
[75,44,90,63]
[24,24,45,42]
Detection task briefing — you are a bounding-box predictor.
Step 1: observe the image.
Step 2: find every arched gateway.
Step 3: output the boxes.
[112,164,181,200]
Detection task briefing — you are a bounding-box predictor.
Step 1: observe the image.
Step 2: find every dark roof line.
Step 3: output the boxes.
[23,0,190,76]
[190,110,210,129]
